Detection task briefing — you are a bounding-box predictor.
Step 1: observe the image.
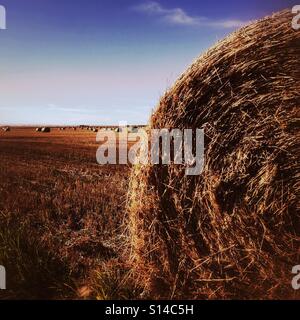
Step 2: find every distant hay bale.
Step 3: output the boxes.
[41,127,50,133]
[128,10,300,299]
[35,127,41,132]
[128,126,140,133]
[3,127,10,132]
[131,126,139,133]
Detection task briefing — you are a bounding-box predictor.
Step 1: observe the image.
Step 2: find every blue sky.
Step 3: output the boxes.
[0,0,295,125]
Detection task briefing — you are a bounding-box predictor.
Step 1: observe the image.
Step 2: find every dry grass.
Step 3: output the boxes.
[128,10,300,299]
[0,128,136,299]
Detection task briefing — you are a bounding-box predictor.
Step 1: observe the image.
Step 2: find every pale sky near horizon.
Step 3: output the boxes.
[0,0,296,125]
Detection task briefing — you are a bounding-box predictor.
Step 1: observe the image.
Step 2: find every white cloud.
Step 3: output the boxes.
[133,1,247,28]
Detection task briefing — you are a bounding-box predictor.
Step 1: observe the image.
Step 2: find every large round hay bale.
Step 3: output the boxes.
[128,10,300,299]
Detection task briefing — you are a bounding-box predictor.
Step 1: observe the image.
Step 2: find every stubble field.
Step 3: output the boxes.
[0,127,139,299]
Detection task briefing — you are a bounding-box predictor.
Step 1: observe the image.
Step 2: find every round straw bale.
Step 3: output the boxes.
[128,10,300,299]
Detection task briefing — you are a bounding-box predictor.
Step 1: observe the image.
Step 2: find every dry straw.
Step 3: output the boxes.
[127,10,300,299]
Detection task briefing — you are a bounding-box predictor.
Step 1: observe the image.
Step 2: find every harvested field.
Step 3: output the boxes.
[0,128,139,299]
